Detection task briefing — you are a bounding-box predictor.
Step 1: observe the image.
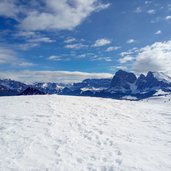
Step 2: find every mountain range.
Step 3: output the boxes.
[0,70,171,99]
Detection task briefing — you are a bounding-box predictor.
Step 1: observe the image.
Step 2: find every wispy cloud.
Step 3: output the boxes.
[0,0,19,18]
[145,1,152,5]
[127,39,136,44]
[155,30,162,35]
[91,56,112,62]
[0,46,17,64]
[0,45,37,67]
[0,71,113,83]
[65,43,87,49]
[165,15,171,20]
[15,31,36,38]
[64,38,76,44]
[28,37,55,43]
[116,66,128,70]
[13,31,56,50]
[93,38,111,47]
[48,55,63,61]
[110,66,128,71]
[119,56,134,64]
[18,62,36,67]
[17,43,39,51]
[147,9,156,15]
[135,7,143,13]
[106,46,121,52]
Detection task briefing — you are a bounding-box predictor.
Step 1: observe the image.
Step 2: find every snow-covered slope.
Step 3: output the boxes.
[152,72,171,83]
[0,95,171,171]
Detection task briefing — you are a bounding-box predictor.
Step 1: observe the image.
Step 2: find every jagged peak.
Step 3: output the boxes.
[115,70,129,75]
[137,74,146,80]
[146,71,155,78]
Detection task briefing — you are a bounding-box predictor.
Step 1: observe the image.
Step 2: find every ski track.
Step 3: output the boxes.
[0,95,171,171]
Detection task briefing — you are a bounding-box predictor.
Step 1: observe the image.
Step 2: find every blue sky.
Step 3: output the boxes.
[0,0,171,83]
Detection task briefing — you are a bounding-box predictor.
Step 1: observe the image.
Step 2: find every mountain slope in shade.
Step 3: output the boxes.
[109,70,137,93]
[19,87,45,95]
[135,71,171,92]
[0,85,17,96]
[108,70,171,95]
[0,79,28,93]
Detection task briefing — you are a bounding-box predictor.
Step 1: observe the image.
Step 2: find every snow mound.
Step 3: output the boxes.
[0,95,171,171]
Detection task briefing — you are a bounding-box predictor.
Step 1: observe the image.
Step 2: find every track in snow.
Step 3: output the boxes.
[0,95,171,171]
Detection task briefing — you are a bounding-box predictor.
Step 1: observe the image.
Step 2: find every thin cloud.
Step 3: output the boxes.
[48,55,63,61]
[18,62,36,67]
[165,16,171,20]
[155,30,162,35]
[65,43,87,49]
[93,38,111,47]
[0,46,37,66]
[119,56,134,64]
[0,71,113,83]
[28,37,55,43]
[127,39,136,44]
[91,56,112,62]
[0,47,17,64]
[106,46,121,52]
[135,7,143,13]
[64,38,76,44]
[147,9,156,15]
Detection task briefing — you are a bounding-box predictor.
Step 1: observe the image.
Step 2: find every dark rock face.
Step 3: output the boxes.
[19,87,45,95]
[135,74,146,91]
[0,85,18,96]
[110,70,137,92]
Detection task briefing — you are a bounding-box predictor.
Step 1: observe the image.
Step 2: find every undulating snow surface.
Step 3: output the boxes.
[0,95,171,171]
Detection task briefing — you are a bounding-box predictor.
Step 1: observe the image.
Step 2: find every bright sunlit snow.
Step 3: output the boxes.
[0,95,171,171]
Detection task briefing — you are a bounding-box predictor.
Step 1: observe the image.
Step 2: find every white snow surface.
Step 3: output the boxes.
[0,95,171,171]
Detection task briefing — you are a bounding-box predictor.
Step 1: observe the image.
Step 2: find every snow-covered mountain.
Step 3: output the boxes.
[152,71,171,83]
[0,70,171,99]
[60,78,112,96]
[109,70,171,94]
[0,80,67,96]
[0,94,170,171]
[0,79,28,95]
[33,82,67,94]
[135,71,171,93]
[72,78,111,90]
[59,70,171,99]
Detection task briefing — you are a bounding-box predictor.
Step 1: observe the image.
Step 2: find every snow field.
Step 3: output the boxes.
[0,95,171,171]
